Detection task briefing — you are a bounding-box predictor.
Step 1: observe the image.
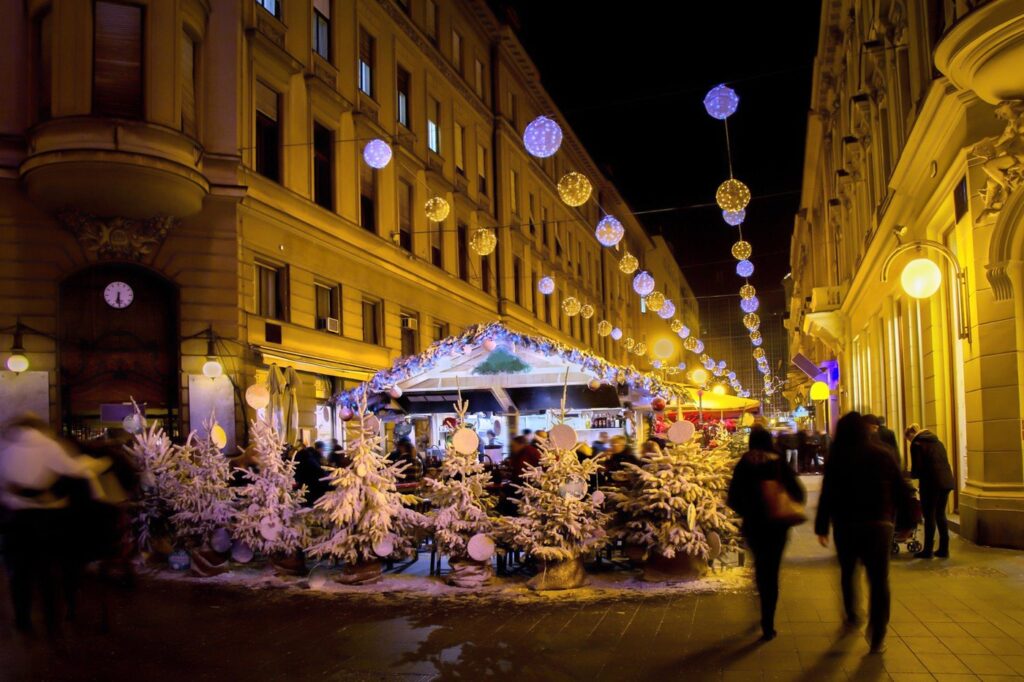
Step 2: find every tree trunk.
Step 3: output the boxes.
[642,551,707,582]
[526,556,587,591]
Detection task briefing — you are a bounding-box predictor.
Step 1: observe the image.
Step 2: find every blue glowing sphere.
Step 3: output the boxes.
[610,327,623,341]
[758,365,770,374]
[657,300,676,320]
[678,325,690,339]
[632,270,656,297]
[718,360,727,369]
[736,259,754,277]
[652,360,662,369]
[727,371,736,380]
[693,339,705,354]
[538,276,555,295]
[363,139,393,169]
[677,362,687,371]
[722,209,745,226]
[740,296,760,314]
[703,84,739,120]
[595,215,625,247]
[703,357,716,370]
[523,116,563,158]
[752,336,763,347]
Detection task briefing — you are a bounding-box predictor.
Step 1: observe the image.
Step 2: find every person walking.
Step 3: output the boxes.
[864,415,900,467]
[905,424,955,559]
[815,412,913,654]
[727,426,806,642]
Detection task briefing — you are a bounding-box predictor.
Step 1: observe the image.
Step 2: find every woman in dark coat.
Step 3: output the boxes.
[905,424,955,558]
[727,426,805,641]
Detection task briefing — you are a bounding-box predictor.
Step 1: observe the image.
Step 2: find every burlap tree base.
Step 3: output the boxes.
[526,557,587,591]
[336,559,383,585]
[446,558,493,588]
[642,552,707,582]
[271,552,306,576]
[190,546,229,577]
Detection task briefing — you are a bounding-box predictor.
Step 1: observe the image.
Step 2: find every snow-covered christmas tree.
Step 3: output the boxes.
[307,395,425,583]
[166,421,236,552]
[608,438,739,578]
[422,400,495,587]
[126,414,179,554]
[233,419,311,564]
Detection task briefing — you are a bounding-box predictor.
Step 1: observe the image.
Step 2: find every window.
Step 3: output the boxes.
[400,312,418,356]
[181,32,198,136]
[457,223,469,282]
[528,194,536,234]
[313,0,330,60]
[432,320,449,342]
[313,122,334,210]
[398,179,413,251]
[541,207,549,247]
[544,292,552,324]
[474,59,484,99]
[451,30,463,73]
[93,2,143,119]
[358,28,374,97]
[256,0,279,17]
[513,257,523,306]
[425,0,438,42]
[361,298,381,345]
[427,97,441,153]
[481,253,491,294]
[315,283,339,331]
[360,167,376,232]
[477,145,488,195]
[454,123,465,175]
[257,263,288,321]
[255,81,281,181]
[431,221,443,268]
[396,66,410,128]
[35,9,52,121]
[954,175,969,223]
[509,170,519,214]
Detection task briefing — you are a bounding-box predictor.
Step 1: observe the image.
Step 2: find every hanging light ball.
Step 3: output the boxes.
[731,240,752,260]
[750,330,762,344]
[5,353,29,373]
[561,297,582,316]
[557,172,592,207]
[670,319,684,333]
[722,208,746,226]
[645,291,665,312]
[597,320,613,337]
[727,371,737,381]
[202,359,224,379]
[690,368,709,385]
[740,296,760,314]
[632,270,655,297]
[363,139,393,169]
[693,339,705,354]
[703,357,716,370]
[740,284,756,299]
[618,251,639,275]
[538,276,555,295]
[716,178,751,212]
[678,325,691,339]
[657,299,676,320]
[677,362,687,371]
[683,336,698,352]
[424,196,450,222]
[900,258,942,299]
[469,227,497,256]
[743,313,761,331]
[522,115,563,158]
[623,337,635,351]
[652,360,663,369]
[718,360,727,369]
[737,259,754,277]
[653,338,675,360]
[610,327,623,341]
[594,215,625,247]
[699,353,710,364]
[703,83,740,120]
[752,348,766,360]
[580,304,595,319]
[634,342,647,356]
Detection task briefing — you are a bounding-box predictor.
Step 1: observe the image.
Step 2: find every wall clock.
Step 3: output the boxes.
[103,281,134,309]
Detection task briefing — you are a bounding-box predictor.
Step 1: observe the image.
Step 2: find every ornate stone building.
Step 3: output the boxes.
[787,0,1024,547]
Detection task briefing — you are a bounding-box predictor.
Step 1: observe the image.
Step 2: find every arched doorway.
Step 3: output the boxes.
[59,264,179,440]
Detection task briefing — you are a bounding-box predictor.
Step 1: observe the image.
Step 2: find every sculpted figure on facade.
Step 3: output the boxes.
[971,100,1024,220]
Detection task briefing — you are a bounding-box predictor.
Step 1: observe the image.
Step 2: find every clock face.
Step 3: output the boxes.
[103,281,134,309]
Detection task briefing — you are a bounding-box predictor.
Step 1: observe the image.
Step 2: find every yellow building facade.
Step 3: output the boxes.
[0,0,697,449]
[787,0,1024,547]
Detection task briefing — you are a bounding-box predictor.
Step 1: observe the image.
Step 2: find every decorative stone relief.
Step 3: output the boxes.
[971,100,1024,221]
[57,209,177,261]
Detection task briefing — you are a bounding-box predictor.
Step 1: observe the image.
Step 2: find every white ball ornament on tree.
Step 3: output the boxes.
[632,270,655,297]
[245,384,271,410]
[548,423,578,451]
[467,533,496,562]
[122,413,144,434]
[703,83,739,119]
[372,536,395,558]
[259,515,283,542]
[451,427,480,455]
[482,338,498,352]
[595,215,625,247]
[339,406,354,422]
[211,527,232,553]
[363,139,393,169]
[231,541,254,564]
[559,476,587,500]
[522,115,563,158]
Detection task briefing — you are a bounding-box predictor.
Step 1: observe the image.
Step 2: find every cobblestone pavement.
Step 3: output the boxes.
[3,478,1024,681]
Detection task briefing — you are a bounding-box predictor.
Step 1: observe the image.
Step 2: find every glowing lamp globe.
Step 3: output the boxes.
[362,139,393,169]
[469,227,497,256]
[731,240,752,260]
[900,258,942,299]
[737,259,754,277]
[202,359,224,378]
[538,276,555,295]
[716,178,751,212]
[623,337,635,350]
[645,291,665,312]
[595,215,625,247]
[683,336,698,351]
[653,338,675,359]
[522,115,563,158]
[679,325,691,339]
[693,339,705,354]
[809,380,830,401]
[580,304,595,319]
[588,378,603,391]
[740,296,760,313]
[610,327,623,341]
[632,271,655,297]
[690,368,709,385]
[557,172,592,207]
[703,83,739,120]
[670,319,683,333]
[740,284,756,299]
[618,251,639,274]
[634,342,647,356]
[722,209,746,226]
[561,296,582,316]
[424,196,450,222]
[597,320,613,337]
[657,300,676,320]
[5,353,29,373]
[712,384,727,395]
[743,313,761,331]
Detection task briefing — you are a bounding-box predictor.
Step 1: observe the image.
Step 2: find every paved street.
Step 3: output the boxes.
[3,479,1024,681]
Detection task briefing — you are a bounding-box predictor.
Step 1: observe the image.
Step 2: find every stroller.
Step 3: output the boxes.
[892,483,924,555]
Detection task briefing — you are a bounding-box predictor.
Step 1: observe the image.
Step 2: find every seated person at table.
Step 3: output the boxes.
[387,439,423,483]
[508,436,541,486]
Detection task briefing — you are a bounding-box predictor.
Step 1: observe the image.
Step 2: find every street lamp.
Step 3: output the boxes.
[881,240,971,340]
[810,380,830,434]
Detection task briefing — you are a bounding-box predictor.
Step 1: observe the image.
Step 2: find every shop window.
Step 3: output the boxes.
[313,0,330,60]
[257,262,288,321]
[362,298,381,345]
[93,2,143,119]
[255,81,281,181]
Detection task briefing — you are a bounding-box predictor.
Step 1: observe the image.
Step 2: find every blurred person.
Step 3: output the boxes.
[601,435,640,484]
[905,424,955,559]
[590,431,610,456]
[640,439,663,459]
[387,439,423,483]
[294,444,330,506]
[863,415,899,467]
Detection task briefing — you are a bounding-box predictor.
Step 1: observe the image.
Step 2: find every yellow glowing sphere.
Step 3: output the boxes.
[469,227,497,256]
[743,313,760,331]
[202,359,224,378]
[5,353,29,373]
[683,336,698,352]
[597,320,612,336]
[557,172,592,207]
[645,291,666,312]
[670,319,684,333]
[716,178,751,212]
[749,330,762,343]
[618,251,639,275]
[699,353,710,364]
[900,258,942,299]
[623,337,635,350]
[740,284,756,299]
[424,196,450,222]
[653,338,675,360]
[634,342,647,356]
[561,296,582,316]
[580,304,595,319]
[690,368,709,385]
[809,380,830,401]
[752,347,765,360]
[731,240,752,261]
[712,384,727,395]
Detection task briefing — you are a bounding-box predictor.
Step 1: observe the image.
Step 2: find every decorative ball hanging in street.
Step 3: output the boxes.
[634,342,647,356]
[703,357,716,370]
[597,320,612,336]
[722,209,746,226]
[623,337,635,350]
[610,327,623,341]
[731,240,752,260]
[522,115,563,158]
[580,303,595,319]
[683,336,698,351]
[363,139,393,169]
[740,296,760,313]
[740,283,756,299]
[678,325,691,339]
[699,353,710,364]
[645,291,665,312]
[561,296,582,316]
[670,319,684,333]
[900,258,942,299]
[618,251,639,275]
[594,215,625,247]
[657,299,676,320]
[653,338,675,360]
[424,196,450,222]
[538,276,555,295]
[557,172,592,207]
[743,313,760,331]
[6,353,29,373]
[632,270,655,297]
[469,227,497,256]
[752,347,765,360]
[736,259,754,277]
[716,178,751,212]
[703,83,739,120]
[693,339,705,354]
[751,335,763,347]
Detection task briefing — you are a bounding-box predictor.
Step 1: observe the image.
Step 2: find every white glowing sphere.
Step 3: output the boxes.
[657,300,676,320]
[704,83,739,120]
[595,215,625,247]
[245,384,271,410]
[538,276,555,295]
[610,327,623,341]
[202,360,223,378]
[632,270,655,297]
[722,209,746,226]
[737,259,754,277]
[900,258,942,299]
[363,139,393,169]
[740,296,760,313]
[678,325,691,339]
[5,353,28,373]
[522,116,563,158]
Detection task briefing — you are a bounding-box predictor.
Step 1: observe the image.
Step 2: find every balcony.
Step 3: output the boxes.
[935,0,1024,103]
[20,117,209,219]
[809,284,848,313]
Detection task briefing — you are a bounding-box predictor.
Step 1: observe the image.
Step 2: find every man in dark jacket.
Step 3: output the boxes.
[816,412,914,654]
[905,424,955,559]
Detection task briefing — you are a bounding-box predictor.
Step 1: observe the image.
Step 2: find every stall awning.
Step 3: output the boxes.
[506,384,622,412]
[256,346,377,381]
[398,390,503,414]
